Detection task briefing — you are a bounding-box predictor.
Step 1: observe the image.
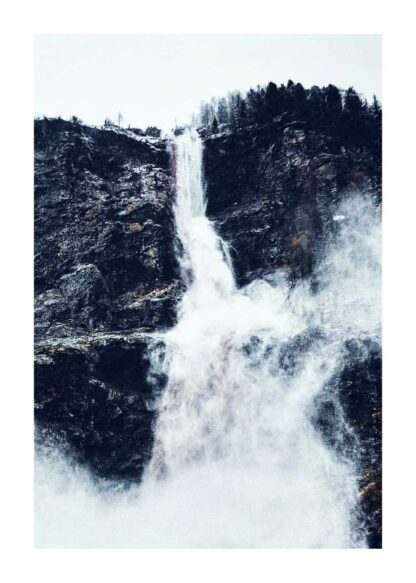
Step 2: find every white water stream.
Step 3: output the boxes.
[35,129,381,548]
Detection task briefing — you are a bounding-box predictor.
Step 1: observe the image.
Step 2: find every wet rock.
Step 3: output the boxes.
[34,118,177,479]
[204,122,381,285]
[35,117,180,337]
[313,339,382,547]
[34,332,166,480]
[338,340,382,548]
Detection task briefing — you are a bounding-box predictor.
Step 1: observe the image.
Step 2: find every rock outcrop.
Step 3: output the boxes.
[35,331,165,480]
[35,118,179,478]
[204,120,381,285]
[35,118,181,338]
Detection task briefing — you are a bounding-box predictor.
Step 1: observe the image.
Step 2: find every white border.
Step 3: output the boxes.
[1,1,415,581]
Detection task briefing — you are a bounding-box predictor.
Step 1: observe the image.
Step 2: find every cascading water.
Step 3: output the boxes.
[141,128,375,547]
[35,129,380,548]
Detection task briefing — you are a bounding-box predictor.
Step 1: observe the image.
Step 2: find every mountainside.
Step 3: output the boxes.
[204,120,381,284]
[34,109,381,546]
[35,118,179,478]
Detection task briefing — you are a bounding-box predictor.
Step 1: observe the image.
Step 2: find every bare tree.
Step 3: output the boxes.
[117,112,123,127]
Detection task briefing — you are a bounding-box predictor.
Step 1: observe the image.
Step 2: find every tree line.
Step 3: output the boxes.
[197,80,381,148]
[35,115,162,139]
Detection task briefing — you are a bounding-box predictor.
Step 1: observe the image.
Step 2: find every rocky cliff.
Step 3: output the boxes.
[204,120,381,284]
[35,118,179,479]
[34,114,381,546]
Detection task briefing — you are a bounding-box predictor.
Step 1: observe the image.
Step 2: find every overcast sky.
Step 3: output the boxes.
[35,35,381,131]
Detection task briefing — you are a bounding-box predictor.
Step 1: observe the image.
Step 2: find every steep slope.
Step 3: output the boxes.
[204,120,381,284]
[35,118,179,479]
[35,118,180,336]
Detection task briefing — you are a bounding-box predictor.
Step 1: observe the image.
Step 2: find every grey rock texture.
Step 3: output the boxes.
[35,332,165,480]
[35,118,179,480]
[35,118,181,338]
[204,121,381,285]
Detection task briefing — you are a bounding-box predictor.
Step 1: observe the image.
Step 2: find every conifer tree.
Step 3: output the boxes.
[344,87,363,114]
[265,82,281,118]
[217,97,229,125]
[324,84,342,112]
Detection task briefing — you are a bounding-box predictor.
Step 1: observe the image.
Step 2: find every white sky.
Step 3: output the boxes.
[35,35,381,131]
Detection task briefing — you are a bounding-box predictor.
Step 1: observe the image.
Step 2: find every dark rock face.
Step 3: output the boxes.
[35,118,181,337]
[204,121,381,284]
[312,339,382,548]
[338,340,382,548]
[35,332,165,479]
[35,118,178,479]
[35,116,381,547]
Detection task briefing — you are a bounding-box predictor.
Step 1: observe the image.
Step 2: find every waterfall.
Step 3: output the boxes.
[140,129,379,547]
[35,129,380,548]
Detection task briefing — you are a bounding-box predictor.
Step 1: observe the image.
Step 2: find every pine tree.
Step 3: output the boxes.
[238,98,247,124]
[217,97,229,125]
[200,102,213,128]
[306,86,323,121]
[293,83,307,116]
[246,88,258,123]
[145,126,162,138]
[344,87,363,114]
[324,84,342,112]
[265,82,282,118]
[370,95,381,116]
